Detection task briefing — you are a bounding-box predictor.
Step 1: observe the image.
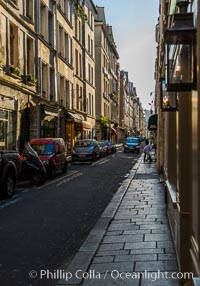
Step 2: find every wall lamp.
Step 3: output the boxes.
[160,79,178,112]
[165,0,196,91]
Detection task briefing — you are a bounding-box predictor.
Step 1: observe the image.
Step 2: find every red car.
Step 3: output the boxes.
[30,138,68,178]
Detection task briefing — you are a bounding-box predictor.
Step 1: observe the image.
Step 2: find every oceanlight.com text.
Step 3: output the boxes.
[29,269,194,282]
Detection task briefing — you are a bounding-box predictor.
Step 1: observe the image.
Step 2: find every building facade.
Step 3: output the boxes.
[94,6,119,142]
[0,0,98,154]
[0,0,145,154]
[156,0,200,282]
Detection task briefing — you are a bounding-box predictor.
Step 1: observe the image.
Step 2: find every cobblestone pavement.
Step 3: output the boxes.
[57,157,179,286]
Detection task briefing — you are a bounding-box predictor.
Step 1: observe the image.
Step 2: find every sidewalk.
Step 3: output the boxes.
[57,156,179,286]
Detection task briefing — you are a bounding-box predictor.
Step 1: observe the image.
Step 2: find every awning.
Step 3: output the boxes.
[82,120,91,129]
[67,112,83,123]
[148,114,158,130]
[111,127,117,135]
[41,104,59,118]
[44,110,58,117]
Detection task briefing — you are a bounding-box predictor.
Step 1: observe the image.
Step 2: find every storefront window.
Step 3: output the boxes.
[41,120,57,138]
[0,109,16,149]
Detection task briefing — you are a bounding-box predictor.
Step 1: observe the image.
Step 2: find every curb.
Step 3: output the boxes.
[56,158,142,285]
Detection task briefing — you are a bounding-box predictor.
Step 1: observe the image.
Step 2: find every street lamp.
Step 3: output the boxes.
[165,0,196,91]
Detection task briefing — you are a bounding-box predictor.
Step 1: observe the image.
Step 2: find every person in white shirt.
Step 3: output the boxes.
[143,139,152,162]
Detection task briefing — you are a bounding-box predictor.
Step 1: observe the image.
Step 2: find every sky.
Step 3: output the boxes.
[94,0,159,110]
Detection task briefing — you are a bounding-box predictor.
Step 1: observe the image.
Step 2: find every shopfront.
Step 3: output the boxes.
[40,105,59,138]
[0,96,17,150]
[66,112,84,155]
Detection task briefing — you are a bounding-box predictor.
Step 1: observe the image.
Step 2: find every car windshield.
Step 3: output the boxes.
[31,143,54,155]
[75,140,93,147]
[126,138,139,144]
[101,141,108,146]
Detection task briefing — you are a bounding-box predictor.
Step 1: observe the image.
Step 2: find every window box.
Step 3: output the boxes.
[10,65,20,76]
[26,74,37,85]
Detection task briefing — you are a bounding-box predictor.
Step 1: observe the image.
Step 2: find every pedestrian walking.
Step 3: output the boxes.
[143,139,152,162]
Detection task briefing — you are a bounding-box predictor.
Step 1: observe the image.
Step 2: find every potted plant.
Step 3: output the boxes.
[10,65,20,76]
[27,73,37,85]
[75,1,87,22]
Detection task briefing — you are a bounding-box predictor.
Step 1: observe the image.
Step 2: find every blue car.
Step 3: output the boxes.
[124,137,140,153]
[72,139,101,162]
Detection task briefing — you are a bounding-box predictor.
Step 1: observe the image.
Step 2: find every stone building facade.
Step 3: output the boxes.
[156,0,200,282]
[94,6,120,141]
[0,0,146,153]
[0,0,97,153]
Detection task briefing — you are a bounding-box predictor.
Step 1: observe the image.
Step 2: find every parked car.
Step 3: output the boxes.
[72,139,100,162]
[124,137,140,153]
[97,141,107,158]
[30,138,68,178]
[109,142,117,153]
[0,150,21,198]
[99,140,112,155]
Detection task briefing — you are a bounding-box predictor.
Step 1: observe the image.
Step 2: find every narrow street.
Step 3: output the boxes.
[0,148,140,286]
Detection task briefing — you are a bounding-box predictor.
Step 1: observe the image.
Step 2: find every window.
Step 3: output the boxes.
[48,12,53,45]
[88,63,90,82]
[65,80,70,108]
[89,94,93,116]
[76,84,79,110]
[75,49,78,75]
[42,62,48,99]
[88,35,90,54]
[58,25,63,55]
[64,32,72,64]
[40,2,47,39]
[91,94,94,116]
[64,0,72,22]
[50,68,54,102]
[26,36,34,76]
[80,86,83,111]
[91,13,93,30]
[60,76,65,106]
[78,20,81,43]
[91,39,93,57]
[9,23,18,67]
[25,0,33,20]
[88,10,91,26]
[68,37,72,65]
[91,67,94,85]
[79,53,82,78]
[74,16,82,43]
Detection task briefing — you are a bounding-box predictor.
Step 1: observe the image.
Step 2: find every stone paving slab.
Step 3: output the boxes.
[57,157,179,286]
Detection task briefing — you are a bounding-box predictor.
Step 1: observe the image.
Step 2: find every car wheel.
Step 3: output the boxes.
[2,171,16,198]
[30,171,46,185]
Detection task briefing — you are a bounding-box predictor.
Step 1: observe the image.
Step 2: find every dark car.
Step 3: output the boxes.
[124,137,140,153]
[30,138,68,178]
[0,150,21,198]
[72,139,100,162]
